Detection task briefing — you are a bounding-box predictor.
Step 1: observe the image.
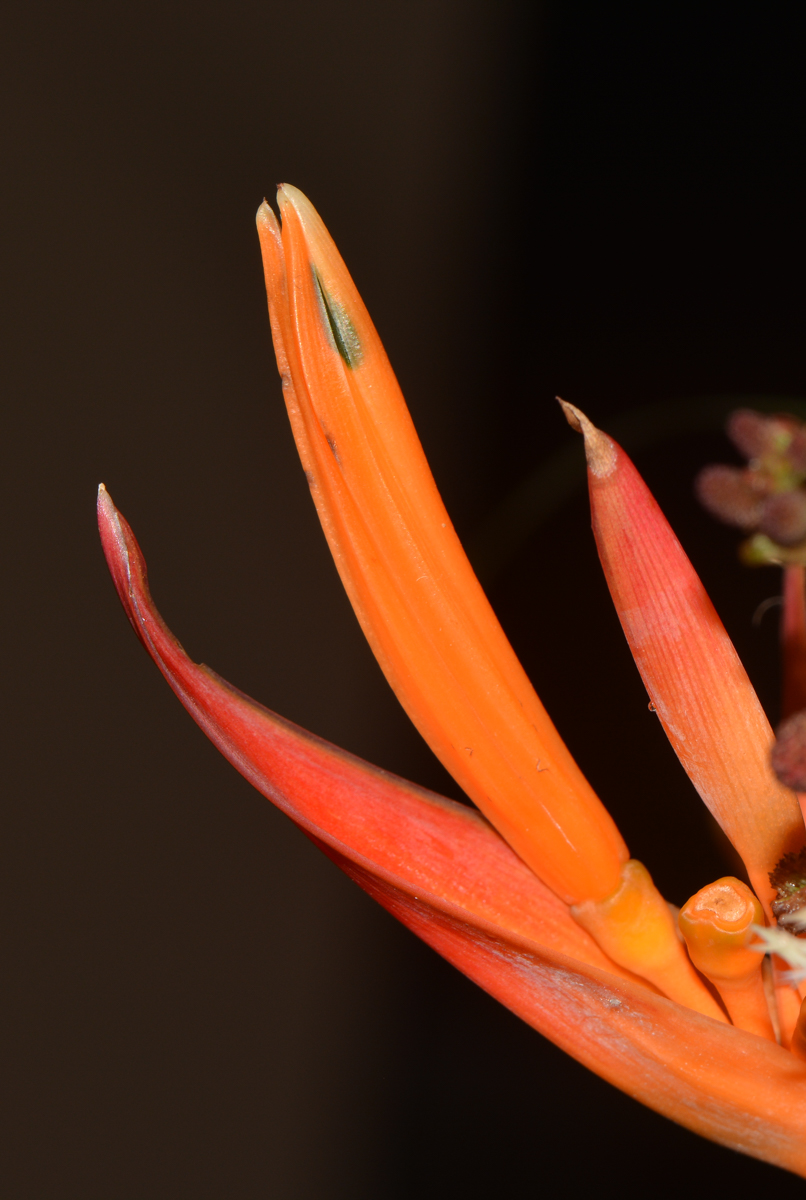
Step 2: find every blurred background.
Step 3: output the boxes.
[3,2,806,1195]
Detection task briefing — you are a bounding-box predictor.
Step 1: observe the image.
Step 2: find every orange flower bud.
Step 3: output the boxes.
[679,877,774,1040]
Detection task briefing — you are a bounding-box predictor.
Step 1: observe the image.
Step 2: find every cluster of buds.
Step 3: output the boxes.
[696,409,806,565]
[698,408,806,937]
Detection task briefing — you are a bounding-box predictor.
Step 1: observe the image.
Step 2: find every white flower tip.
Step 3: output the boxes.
[276,182,305,215]
[256,199,278,231]
[749,922,806,986]
[274,185,327,248]
[97,481,114,515]
[558,399,617,479]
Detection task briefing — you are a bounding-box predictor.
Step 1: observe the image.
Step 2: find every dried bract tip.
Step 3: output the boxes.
[572,860,726,1019]
[559,398,583,433]
[760,491,806,547]
[771,713,806,795]
[558,400,617,478]
[695,465,766,529]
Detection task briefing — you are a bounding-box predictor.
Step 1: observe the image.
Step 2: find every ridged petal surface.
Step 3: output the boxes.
[254,190,626,903]
[566,405,804,913]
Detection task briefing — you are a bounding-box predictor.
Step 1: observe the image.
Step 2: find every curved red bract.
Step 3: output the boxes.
[98,483,806,1174]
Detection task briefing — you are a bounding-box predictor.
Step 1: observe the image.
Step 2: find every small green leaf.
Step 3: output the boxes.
[314,269,363,369]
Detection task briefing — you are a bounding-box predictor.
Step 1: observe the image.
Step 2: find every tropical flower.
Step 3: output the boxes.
[99,185,806,1176]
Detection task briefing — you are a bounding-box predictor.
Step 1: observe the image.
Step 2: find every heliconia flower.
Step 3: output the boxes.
[100,186,806,1175]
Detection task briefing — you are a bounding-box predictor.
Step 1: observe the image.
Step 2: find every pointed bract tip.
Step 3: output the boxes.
[256,199,276,228]
[96,482,123,543]
[275,183,315,222]
[97,481,114,517]
[558,399,617,478]
[558,398,583,434]
[96,483,137,616]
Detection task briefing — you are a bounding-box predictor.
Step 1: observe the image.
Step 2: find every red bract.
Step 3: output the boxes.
[100,186,806,1174]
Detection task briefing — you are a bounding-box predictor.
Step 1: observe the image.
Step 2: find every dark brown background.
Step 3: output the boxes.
[3,2,806,1195]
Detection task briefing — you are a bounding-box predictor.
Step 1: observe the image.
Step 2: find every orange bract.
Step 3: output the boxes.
[255,187,627,906]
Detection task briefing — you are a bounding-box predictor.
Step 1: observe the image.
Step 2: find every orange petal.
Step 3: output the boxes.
[255,189,627,905]
[561,403,804,914]
[572,859,726,1019]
